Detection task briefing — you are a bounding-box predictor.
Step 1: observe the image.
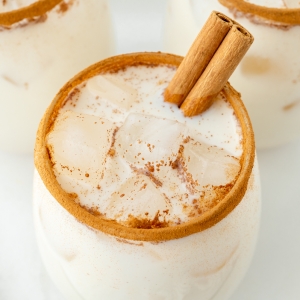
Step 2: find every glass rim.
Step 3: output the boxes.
[34,52,256,242]
[0,0,62,26]
[219,0,300,25]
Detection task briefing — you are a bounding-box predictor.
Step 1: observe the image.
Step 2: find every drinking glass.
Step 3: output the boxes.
[33,52,261,300]
[0,0,114,153]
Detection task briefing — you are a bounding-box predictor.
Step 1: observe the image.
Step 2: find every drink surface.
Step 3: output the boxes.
[47,64,243,228]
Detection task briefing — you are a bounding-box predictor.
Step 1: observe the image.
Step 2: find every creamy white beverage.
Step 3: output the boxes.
[164,0,300,148]
[33,53,261,300]
[0,0,114,153]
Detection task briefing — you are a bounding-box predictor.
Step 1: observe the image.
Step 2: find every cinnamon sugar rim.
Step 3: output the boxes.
[219,0,300,25]
[0,0,62,26]
[34,52,255,242]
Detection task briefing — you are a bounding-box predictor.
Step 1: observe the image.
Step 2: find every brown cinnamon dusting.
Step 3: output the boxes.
[171,144,199,194]
[145,162,155,172]
[63,87,80,107]
[186,178,239,218]
[127,211,168,229]
[57,0,75,14]
[85,206,102,217]
[107,127,118,157]
[34,14,47,24]
[46,144,55,168]
[58,2,68,13]
[131,166,162,187]
[211,182,235,204]
[108,149,115,157]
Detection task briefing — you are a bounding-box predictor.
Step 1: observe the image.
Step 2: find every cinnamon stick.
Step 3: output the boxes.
[180,24,254,117]
[164,11,233,106]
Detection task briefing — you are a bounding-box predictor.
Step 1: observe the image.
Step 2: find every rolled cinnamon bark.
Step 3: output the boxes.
[180,24,254,117]
[164,11,233,106]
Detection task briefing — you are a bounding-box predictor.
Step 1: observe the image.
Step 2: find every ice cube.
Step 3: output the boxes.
[96,155,133,207]
[105,173,171,224]
[115,113,188,168]
[53,172,101,207]
[47,110,117,188]
[86,74,138,111]
[183,140,240,189]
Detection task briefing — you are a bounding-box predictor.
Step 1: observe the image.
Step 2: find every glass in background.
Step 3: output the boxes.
[164,0,300,149]
[0,0,114,153]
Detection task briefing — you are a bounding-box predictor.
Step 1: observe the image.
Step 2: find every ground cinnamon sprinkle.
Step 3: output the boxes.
[211,182,235,204]
[85,206,102,217]
[58,2,68,13]
[57,0,75,14]
[63,87,81,107]
[33,14,47,24]
[127,211,169,229]
[107,127,118,157]
[145,162,154,173]
[46,144,56,168]
[131,166,163,187]
[108,149,115,157]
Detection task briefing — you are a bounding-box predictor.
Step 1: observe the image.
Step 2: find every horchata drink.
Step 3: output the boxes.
[164,0,300,148]
[0,0,113,153]
[33,52,261,300]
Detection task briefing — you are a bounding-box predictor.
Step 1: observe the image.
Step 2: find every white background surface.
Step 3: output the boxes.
[1,0,300,299]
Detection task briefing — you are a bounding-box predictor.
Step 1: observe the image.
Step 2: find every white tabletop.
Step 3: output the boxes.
[1,1,300,299]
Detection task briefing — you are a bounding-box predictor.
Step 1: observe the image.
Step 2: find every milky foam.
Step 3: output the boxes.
[47,65,243,227]
[245,0,300,8]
